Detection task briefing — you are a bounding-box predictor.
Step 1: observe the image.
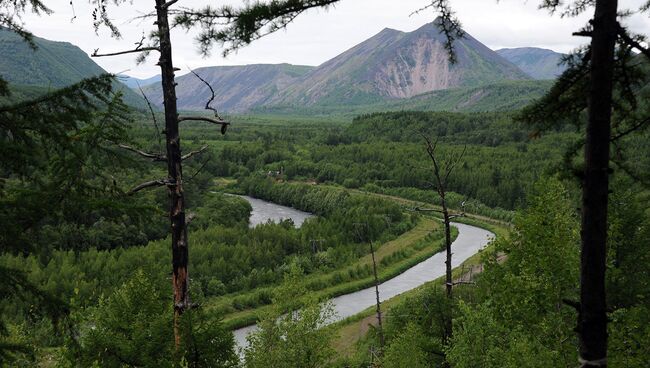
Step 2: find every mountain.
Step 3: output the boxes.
[496,47,566,80]
[254,80,552,117]
[144,20,531,112]
[0,28,146,109]
[142,64,314,111]
[120,74,161,89]
[270,20,530,107]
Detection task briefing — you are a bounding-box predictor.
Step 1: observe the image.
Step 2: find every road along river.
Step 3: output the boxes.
[232,196,495,350]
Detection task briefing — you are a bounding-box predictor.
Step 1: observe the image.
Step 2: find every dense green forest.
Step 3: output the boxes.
[4,95,648,366]
[2,0,650,366]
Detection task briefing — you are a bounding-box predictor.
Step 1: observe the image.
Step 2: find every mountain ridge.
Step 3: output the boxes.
[0,28,146,109]
[144,20,532,112]
[496,47,566,80]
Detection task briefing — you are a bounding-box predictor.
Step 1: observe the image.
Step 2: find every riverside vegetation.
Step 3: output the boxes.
[2,3,649,364]
[3,98,649,366]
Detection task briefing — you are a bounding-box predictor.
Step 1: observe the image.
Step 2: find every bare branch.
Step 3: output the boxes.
[573,30,592,37]
[178,116,230,134]
[118,144,166,162]
[92,31,159,58]
[92,46,159,58]
[616,25,650,60]
[186,158,211,182]
[187,68,223,117]
[127,178,173,195]
[610,116,650,142]
[413,207,444,213]
[162,0,179,9]
[181,145,208,161]
[443,145,467,186]
[136,83,163,152]
[410,1,464,64]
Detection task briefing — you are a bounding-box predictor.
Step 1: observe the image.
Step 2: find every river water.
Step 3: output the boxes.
[242,195,314,228]
[233,196,494,351]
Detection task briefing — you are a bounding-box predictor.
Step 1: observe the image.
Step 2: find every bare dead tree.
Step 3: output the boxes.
[418,133,466,353]
[353,221,384,352]
[91,0,229,349]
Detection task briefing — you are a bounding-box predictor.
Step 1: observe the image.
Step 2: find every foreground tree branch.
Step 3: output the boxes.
[616,24,650,60]
[127,178,172,195]
[91,46,159,57]
[178,116,230,134]
[181,145,208,161]
[118,144,166,162]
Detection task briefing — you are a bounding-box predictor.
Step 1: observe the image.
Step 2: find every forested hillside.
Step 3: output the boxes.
[0,28,146,109]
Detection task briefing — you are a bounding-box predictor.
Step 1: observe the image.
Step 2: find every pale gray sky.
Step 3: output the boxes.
[22,0,650,78]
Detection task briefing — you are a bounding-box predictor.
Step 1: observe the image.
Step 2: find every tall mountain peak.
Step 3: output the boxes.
[145,21,530,111]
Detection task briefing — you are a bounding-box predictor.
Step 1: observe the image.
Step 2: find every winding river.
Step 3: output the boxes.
[233,196,494,350]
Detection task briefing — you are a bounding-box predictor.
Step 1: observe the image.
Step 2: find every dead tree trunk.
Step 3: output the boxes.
[579,0,618,366]
[440,193,452,301]
[420,135,465,352]
[154,0,190,348]
[369,239,384,351]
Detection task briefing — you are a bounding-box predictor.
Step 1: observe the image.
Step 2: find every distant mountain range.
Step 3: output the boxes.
[143,63,313,112]
[0,28,146,109]
[496,47,566,80]
[1,22,567,114]
[143,19,540,112]
[119,74,162,89]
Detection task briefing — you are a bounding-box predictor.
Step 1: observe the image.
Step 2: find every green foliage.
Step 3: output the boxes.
[208,110,574,211]
[63,270,237,368]
[254,80,552,117]
[244,265,335,368]
[0,28,146,109]
[381,323,430,368]
[0,75,153,254]
[447,178,580,367]
[193,192,252,229]
[239,178,415,244]
[66,270,173,367]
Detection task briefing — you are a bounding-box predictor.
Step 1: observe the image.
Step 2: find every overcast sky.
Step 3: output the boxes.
[21,0,650,78]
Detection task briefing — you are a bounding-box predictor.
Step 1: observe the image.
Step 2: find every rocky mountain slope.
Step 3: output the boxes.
[269,20,530,107]
[144,19,531,112]
[143,64,313,111]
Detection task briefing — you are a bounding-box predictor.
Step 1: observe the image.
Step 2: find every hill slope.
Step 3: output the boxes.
[253,80,552,117]
[496,47,566,80]
[270,20,530,107]
[0,28,146,109]
[142,64,314,112]
[145,20,530,112]
[120,75,161,89]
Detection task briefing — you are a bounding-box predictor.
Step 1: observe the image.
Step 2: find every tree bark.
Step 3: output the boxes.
[369,240,384,351]
[579,0,618,366]
[155,0,189,349]
[440,193,453,345]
